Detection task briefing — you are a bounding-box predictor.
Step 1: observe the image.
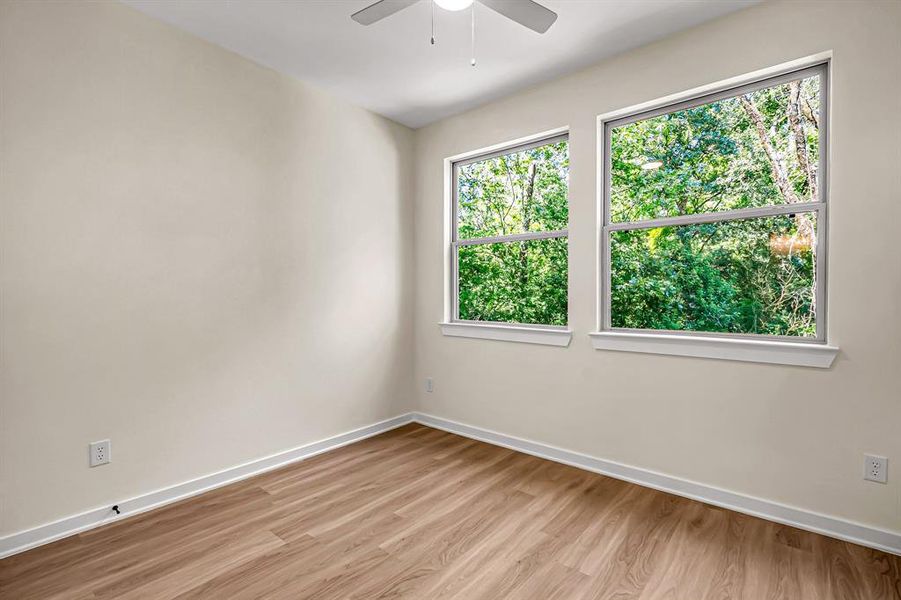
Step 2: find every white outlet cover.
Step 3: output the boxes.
[90,439,111,467]
[864,454,887,484]
[425,378,434,393]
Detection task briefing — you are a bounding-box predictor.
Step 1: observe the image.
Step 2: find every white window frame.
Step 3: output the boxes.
[592,57,839,367]
[440,129,572,347]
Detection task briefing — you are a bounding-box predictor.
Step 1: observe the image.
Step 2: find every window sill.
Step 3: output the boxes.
[588,331,838,368]
[440,322,572,347]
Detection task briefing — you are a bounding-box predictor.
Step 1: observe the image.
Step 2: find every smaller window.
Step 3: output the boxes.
[452,135,569,327]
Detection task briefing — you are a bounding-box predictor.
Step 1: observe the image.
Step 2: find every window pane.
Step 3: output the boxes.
[610,74,821,223]
[457,140,568,240]
[458,237,567,326]
[610,213,817,337]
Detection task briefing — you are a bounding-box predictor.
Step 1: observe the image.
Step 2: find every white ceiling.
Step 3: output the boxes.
[123,0,756,128]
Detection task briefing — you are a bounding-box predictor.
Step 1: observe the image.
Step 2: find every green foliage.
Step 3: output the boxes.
[610,76,820,221]
[457,142,568,325]
[611,215,816,336]
[458,142,568,239]
[459,238,567,326]
[610,74,821,337]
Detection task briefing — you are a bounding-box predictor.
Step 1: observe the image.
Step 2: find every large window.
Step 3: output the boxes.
[601,64,828,342]
[452,134,569,328]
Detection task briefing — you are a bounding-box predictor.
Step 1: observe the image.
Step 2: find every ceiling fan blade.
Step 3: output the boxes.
[351,0,419,25]
[478,0,557,34]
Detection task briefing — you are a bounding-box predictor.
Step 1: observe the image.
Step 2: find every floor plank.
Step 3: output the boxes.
[1,423,899,599]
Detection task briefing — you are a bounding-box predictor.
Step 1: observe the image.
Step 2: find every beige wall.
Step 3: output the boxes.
[413,0,901,533]
[0,0,414,536]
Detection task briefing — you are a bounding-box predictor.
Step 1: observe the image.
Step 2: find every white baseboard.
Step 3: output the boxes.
[0,413,414,559]
[411,412,901,557]
[4,410,898,559]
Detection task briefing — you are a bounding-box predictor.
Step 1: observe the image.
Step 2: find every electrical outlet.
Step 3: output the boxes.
[90,439,111,467]
[864,454,887,483]
[425,377,434,393]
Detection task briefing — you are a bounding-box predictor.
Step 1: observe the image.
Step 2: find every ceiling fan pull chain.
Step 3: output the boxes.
[470,3,476,66]
[431,0,436,45]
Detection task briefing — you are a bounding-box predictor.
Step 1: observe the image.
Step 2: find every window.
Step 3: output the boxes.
[596,63,836,366]
[446,134,569,343]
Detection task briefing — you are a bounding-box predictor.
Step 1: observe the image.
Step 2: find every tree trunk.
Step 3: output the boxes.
[740,93,817,319]
[801,97,819,129]
[739,95,801,205]
[788,81,817,200]
[519,163,537,288]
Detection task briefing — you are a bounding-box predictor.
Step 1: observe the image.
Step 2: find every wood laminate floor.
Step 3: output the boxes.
[2,423,899,599]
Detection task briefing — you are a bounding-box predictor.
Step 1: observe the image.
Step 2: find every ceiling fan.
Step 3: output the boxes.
[351,0,557,35]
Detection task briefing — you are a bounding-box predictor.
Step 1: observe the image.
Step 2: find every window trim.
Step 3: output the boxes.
[440,321,572,347]
[444,129,571,343]
[588,331,838,368]
[595,57,837,366]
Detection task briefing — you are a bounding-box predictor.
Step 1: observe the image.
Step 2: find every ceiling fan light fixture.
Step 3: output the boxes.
[434,0,474,12]
[352,0,557,35]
